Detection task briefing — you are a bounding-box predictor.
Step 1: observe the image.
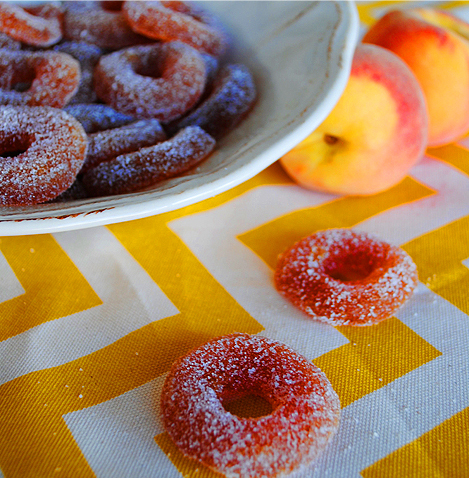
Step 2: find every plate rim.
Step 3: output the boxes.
[0,0,360,236]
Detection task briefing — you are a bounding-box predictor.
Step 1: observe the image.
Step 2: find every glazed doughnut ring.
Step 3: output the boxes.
[0,106,88,205]
[275,229,418,326]
[0,49,80,108]
[94,42,207,121]
[161,333,340,478]
[123,0,228,57]
[0,2,62,47]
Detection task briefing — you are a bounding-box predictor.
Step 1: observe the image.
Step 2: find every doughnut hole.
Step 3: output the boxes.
[10,63,35,93]
[133,56,162,80]
[100,1,123,12]
[223,393,274,419]
[0,132,32,158]
[322,241,390,283]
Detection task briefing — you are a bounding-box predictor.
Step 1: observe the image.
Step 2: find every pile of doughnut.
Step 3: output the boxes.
[0,1,257,206]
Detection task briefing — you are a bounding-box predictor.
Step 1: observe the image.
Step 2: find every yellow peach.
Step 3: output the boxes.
[363,8,469,147]
[280,44,428,196]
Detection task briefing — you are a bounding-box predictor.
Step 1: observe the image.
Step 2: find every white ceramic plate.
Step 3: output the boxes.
[0,1,359,236]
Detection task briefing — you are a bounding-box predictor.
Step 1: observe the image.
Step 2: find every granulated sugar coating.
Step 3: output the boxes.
[81,119,166,173]
[53,41,104,105]
[64,104,135,134]
[0,31,20,51]
[0,106,87,205]
[0,1,257,202]
[0,2,62,47]
[161,333,340,478]
[63,1,146,50]
[82,125,215,197]
[123,0,228,57]
[94,42,207,122]
[0,49,80,108]
[176,63,257,140]
[275,229,418,326]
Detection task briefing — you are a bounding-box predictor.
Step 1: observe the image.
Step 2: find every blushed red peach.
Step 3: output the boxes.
[363,8,469,147]
[280,43,428,196]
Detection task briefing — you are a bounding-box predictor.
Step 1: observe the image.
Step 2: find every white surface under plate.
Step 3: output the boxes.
[0,1,359,236]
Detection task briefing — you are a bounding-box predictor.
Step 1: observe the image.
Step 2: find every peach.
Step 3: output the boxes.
[363,8,469,147]
[279,43,428,196]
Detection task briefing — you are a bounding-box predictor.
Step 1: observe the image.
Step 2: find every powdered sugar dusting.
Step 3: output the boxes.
[275,229,418,326]
[161,333,340,478]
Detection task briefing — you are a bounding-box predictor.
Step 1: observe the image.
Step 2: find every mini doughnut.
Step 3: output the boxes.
[0,2,62,47]
[0,49,80,108]
[275,229,418,326]
[94,42,207,121]
[53,41,104,104]
[123,1,228,57]
[82,125,215,197]
[63,1,146,50]
[64,104,135,134]
[81,119,166,173]
[0,106,88,206]
[161,333,340,478]
[175,63,256,140]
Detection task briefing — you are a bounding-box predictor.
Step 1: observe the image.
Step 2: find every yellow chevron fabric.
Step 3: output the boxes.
[1,2,469,478]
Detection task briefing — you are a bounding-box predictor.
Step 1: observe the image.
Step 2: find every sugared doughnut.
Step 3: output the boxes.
[94,42,207,122]
[63,1,146,50]
[123,1,228,57]
[0,49,80,108]
[175,63,256,140]
[161,333,340,478]
[82,125,215,197]
[63,104,135,134]
[53,41,104,104]
[50,178,88,203]
[0,106,88,205]
[0,2,62,47]
[275,229,418,326]
[0,31,20,51]
[81,119,166,173]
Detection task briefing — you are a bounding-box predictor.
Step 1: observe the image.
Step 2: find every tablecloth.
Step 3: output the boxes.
[1,1,469,477]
